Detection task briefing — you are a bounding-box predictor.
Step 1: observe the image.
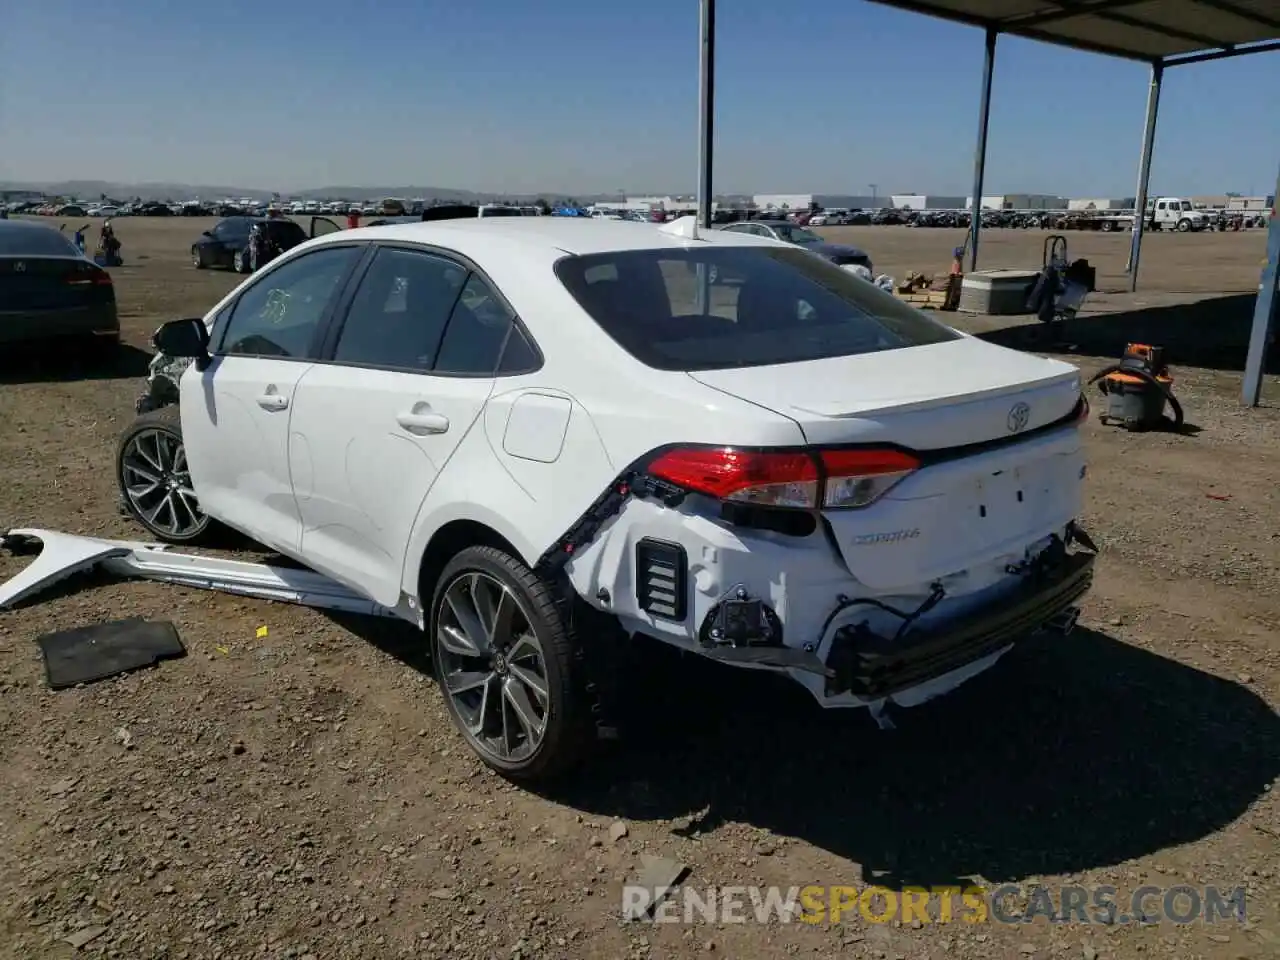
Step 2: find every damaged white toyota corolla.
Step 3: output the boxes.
[113,214,1095,781]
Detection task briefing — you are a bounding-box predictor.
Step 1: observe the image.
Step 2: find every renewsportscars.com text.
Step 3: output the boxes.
[622,884,1248,926]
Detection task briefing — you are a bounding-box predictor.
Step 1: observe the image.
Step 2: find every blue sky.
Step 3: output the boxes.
[3,0,1277,197]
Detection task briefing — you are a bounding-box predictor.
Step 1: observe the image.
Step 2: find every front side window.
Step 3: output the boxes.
[555,246,961,372]
[220,246,359,358]
[332,247,466,370]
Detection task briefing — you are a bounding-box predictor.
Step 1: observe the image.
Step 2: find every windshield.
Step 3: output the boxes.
[480,206,523,217]
[778,225,822,244]
[555,246,960,372]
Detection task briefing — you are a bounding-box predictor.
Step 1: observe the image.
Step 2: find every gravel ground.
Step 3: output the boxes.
[0,218,1277,960]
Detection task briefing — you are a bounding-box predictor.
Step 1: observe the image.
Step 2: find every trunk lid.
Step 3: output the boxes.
[689,337,1086,590]
[687,336,1081,449]
[0,256,111,312]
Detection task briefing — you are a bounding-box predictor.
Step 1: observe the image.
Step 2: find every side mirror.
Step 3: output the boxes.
[201,230,213,237]
[154,318,212,371]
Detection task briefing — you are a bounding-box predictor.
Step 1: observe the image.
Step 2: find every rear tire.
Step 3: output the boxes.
[429,545,592,782]
[116,406,214,545]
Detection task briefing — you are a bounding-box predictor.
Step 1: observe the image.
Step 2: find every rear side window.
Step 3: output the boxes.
[0,226,80,256]
[554,246,961,371]
[434,274,517,375]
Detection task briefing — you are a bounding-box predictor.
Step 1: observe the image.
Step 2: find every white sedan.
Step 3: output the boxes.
[116,215,1095,781]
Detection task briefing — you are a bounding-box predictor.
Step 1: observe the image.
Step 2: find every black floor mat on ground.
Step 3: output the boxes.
[37,618,185,689]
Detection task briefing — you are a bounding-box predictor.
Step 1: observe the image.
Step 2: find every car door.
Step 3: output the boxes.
[285,246,512,606]
[180,244,365,555]
[310,216,342,238]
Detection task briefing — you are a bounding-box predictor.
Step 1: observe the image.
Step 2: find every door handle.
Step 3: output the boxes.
[257,392,289,411]
[396,410,450,435]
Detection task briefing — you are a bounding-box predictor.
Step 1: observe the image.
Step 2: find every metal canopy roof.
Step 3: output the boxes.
[867,0,1280,64]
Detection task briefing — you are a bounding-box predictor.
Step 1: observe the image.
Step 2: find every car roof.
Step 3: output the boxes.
[318,215,784,257]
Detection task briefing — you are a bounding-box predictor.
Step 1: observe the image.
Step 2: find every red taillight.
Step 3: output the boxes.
[66,266,112,286]
[647,446,919,510]
[648,448,819,508]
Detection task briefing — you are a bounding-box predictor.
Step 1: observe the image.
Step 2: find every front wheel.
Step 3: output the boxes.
[233,249,250,273]
[430,546,592,781]
[116,406,213,544]
[192,246,206,269]
[1176,218,1192,232]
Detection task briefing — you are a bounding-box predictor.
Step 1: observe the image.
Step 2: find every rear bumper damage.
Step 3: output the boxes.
[652,535,1092,708]
[561,485,1097,711]
[823,548,1092,700]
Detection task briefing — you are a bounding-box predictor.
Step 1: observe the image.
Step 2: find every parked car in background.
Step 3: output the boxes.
[0,219,119,351]
[121,214,1091,781]
[718,219,874,273]
[191,215,341,273]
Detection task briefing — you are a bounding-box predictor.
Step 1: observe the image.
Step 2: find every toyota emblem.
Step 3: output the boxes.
[13,261,25,272]
[1007,402,1031,433]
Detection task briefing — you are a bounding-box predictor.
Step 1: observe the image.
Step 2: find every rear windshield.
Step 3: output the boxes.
[479,207,522,217]
[554,246,961,371]
[0,226,81,257]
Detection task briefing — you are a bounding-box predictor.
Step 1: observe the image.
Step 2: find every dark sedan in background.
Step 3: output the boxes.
[717,219,874,273]
[191,215,340,273]
[0,220,119,350]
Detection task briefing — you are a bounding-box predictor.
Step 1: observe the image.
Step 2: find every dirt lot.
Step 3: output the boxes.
[1,216,1278,960]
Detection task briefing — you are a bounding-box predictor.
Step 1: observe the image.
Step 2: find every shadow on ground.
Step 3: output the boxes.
[337,610,1280,889]
[0,340,152,385]
[978,293,1277,374]
[557,630,1279,889]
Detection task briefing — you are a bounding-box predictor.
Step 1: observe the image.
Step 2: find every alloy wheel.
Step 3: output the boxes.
[120,428,206,538]
[435,572,550,764]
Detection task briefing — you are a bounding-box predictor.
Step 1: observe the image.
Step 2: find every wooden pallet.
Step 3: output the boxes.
[893,274,962,310]
[895,289,951,308]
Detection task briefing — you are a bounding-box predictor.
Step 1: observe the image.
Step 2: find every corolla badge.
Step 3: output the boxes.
[1007,401,1031,433]
[850,528,920,546]
[13,261,25,272]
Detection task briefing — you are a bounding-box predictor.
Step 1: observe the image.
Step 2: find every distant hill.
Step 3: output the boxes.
[0,180,612,203]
